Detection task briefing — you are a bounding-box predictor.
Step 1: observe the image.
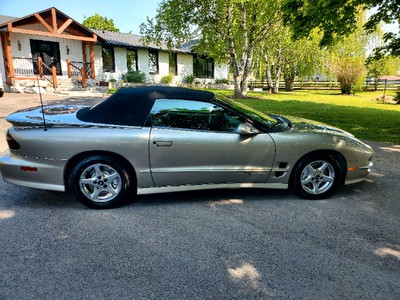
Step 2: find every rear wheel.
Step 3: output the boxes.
[291,154,343,199]
[69,156,133,208]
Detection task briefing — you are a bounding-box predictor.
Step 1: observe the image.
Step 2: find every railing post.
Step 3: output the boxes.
[37,57,43,78]
[66,59,71,78]
[51,65,58,88]
[81,68,87,88]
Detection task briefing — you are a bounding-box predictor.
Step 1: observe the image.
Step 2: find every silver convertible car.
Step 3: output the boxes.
[0,87,374,208]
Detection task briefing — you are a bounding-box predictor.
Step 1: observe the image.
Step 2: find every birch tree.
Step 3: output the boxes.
[140,0,281,98]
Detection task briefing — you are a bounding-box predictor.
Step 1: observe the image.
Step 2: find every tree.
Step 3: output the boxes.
[366,27,400,90]
[281,0,400,57]
[140,0,282,98]
[326,32,367,94]
[83,14,120,32]
[367,56,400,90]
[253,26,323,93]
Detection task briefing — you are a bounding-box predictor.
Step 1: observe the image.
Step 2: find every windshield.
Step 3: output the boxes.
[213,96,278,129]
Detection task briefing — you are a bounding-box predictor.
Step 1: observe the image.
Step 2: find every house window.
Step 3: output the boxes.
[169,52,177,75]
[194,56,214,79]
[148,50,159,74]
[102,47,115,72]
[127,49,138,71]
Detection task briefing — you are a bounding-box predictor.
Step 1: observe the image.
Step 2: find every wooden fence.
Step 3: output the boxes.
[249,79,400,91]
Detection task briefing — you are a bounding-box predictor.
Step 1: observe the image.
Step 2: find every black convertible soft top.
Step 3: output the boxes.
[77,86,215,126]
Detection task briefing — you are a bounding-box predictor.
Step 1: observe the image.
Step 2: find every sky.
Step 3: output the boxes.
[0,0,161,34]
[0,0,398,35]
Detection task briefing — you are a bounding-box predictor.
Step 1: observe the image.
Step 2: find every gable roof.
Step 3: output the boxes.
[0,7,98,42]
[92,29,191,54]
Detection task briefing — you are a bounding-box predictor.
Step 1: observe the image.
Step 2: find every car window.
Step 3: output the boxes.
[150,99,243,132]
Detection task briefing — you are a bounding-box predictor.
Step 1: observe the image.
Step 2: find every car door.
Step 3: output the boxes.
[148,99,276,187]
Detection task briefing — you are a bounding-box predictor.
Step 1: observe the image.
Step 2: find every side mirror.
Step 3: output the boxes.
[237,123,260,135]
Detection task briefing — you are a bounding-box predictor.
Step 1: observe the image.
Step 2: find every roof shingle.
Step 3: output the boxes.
[92,29,192,54]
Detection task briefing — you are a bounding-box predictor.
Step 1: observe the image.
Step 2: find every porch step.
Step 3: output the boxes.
[55,77,98,92]
[51,86,109,96]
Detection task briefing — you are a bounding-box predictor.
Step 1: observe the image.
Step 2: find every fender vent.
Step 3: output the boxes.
[273,162,289,178]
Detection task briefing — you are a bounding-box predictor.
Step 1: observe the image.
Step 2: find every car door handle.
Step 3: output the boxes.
[154,141,172,147]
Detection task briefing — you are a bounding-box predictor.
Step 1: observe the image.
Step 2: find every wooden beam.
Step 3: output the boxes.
[57,18,73,34]
[8,27,97,42]
[52,65,58,88]
[37,57,43,77]
[34,13,54,33]
[82,41,87,63]
[51,8,58,32]
[89,43,95,79]
[1,32,14,85]
[66,59,71,78]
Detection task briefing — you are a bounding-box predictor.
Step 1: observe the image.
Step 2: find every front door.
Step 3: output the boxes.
[148,99,275,187]
[30,39,62,75]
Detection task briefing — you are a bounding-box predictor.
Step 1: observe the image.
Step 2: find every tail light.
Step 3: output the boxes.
[6,130,20,150]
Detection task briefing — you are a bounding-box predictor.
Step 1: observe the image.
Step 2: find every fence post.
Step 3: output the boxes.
[384,79,387,96]
[51,65,57,88]
[81,68,87,88]
[66,59,71,78]
[37,57,43,78]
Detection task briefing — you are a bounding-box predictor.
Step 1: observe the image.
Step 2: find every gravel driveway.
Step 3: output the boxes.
[0,93,399,299]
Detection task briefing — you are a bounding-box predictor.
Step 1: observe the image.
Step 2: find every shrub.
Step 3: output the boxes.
[109,78,117,82]
[122,71,146,83]
[161,73,174,84]
[184,74,196,84]
[215,78,229,84]
[194,80,201,84]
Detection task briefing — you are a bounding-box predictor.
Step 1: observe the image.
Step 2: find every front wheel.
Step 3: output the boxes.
[291,154,343,199]
[69,156,132,208]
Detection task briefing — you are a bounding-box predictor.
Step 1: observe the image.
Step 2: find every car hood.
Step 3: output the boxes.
[6,105,90,127]
[284,115,354,138]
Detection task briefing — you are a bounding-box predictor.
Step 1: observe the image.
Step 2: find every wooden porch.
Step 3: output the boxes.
[0,7,98,89]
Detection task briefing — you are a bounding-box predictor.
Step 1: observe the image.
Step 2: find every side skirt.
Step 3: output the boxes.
[138,182,288,195]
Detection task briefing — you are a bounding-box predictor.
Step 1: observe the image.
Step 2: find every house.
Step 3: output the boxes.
[0,7,229,93]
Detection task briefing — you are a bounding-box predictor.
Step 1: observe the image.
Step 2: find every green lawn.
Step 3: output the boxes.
[211,89,400,144]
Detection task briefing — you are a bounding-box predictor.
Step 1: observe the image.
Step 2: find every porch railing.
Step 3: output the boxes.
[67,60,90,88]
[41,60,58,88]
[12,57,57,89]
[13,57,37,77]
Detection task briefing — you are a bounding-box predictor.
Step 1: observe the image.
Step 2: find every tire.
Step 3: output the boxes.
[69,155,133,208]
[291,154,343,200]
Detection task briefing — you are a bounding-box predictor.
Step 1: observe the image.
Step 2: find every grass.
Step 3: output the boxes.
[211,89,400,144]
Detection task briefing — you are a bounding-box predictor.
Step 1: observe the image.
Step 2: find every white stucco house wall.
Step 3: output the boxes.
[0,7,229,92]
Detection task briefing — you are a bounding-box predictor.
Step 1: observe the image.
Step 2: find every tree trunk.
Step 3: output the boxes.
[264,55,273,93]
[284,73,295,91]
[374,77,379,91]
[266,66,273,93]
[272,49,282,94]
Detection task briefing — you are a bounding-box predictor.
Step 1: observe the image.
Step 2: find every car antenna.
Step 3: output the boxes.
[37,77,47,131]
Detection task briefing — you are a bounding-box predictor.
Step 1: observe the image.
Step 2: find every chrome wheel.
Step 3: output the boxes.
[300,160,335,195]
[79,163,122,202]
